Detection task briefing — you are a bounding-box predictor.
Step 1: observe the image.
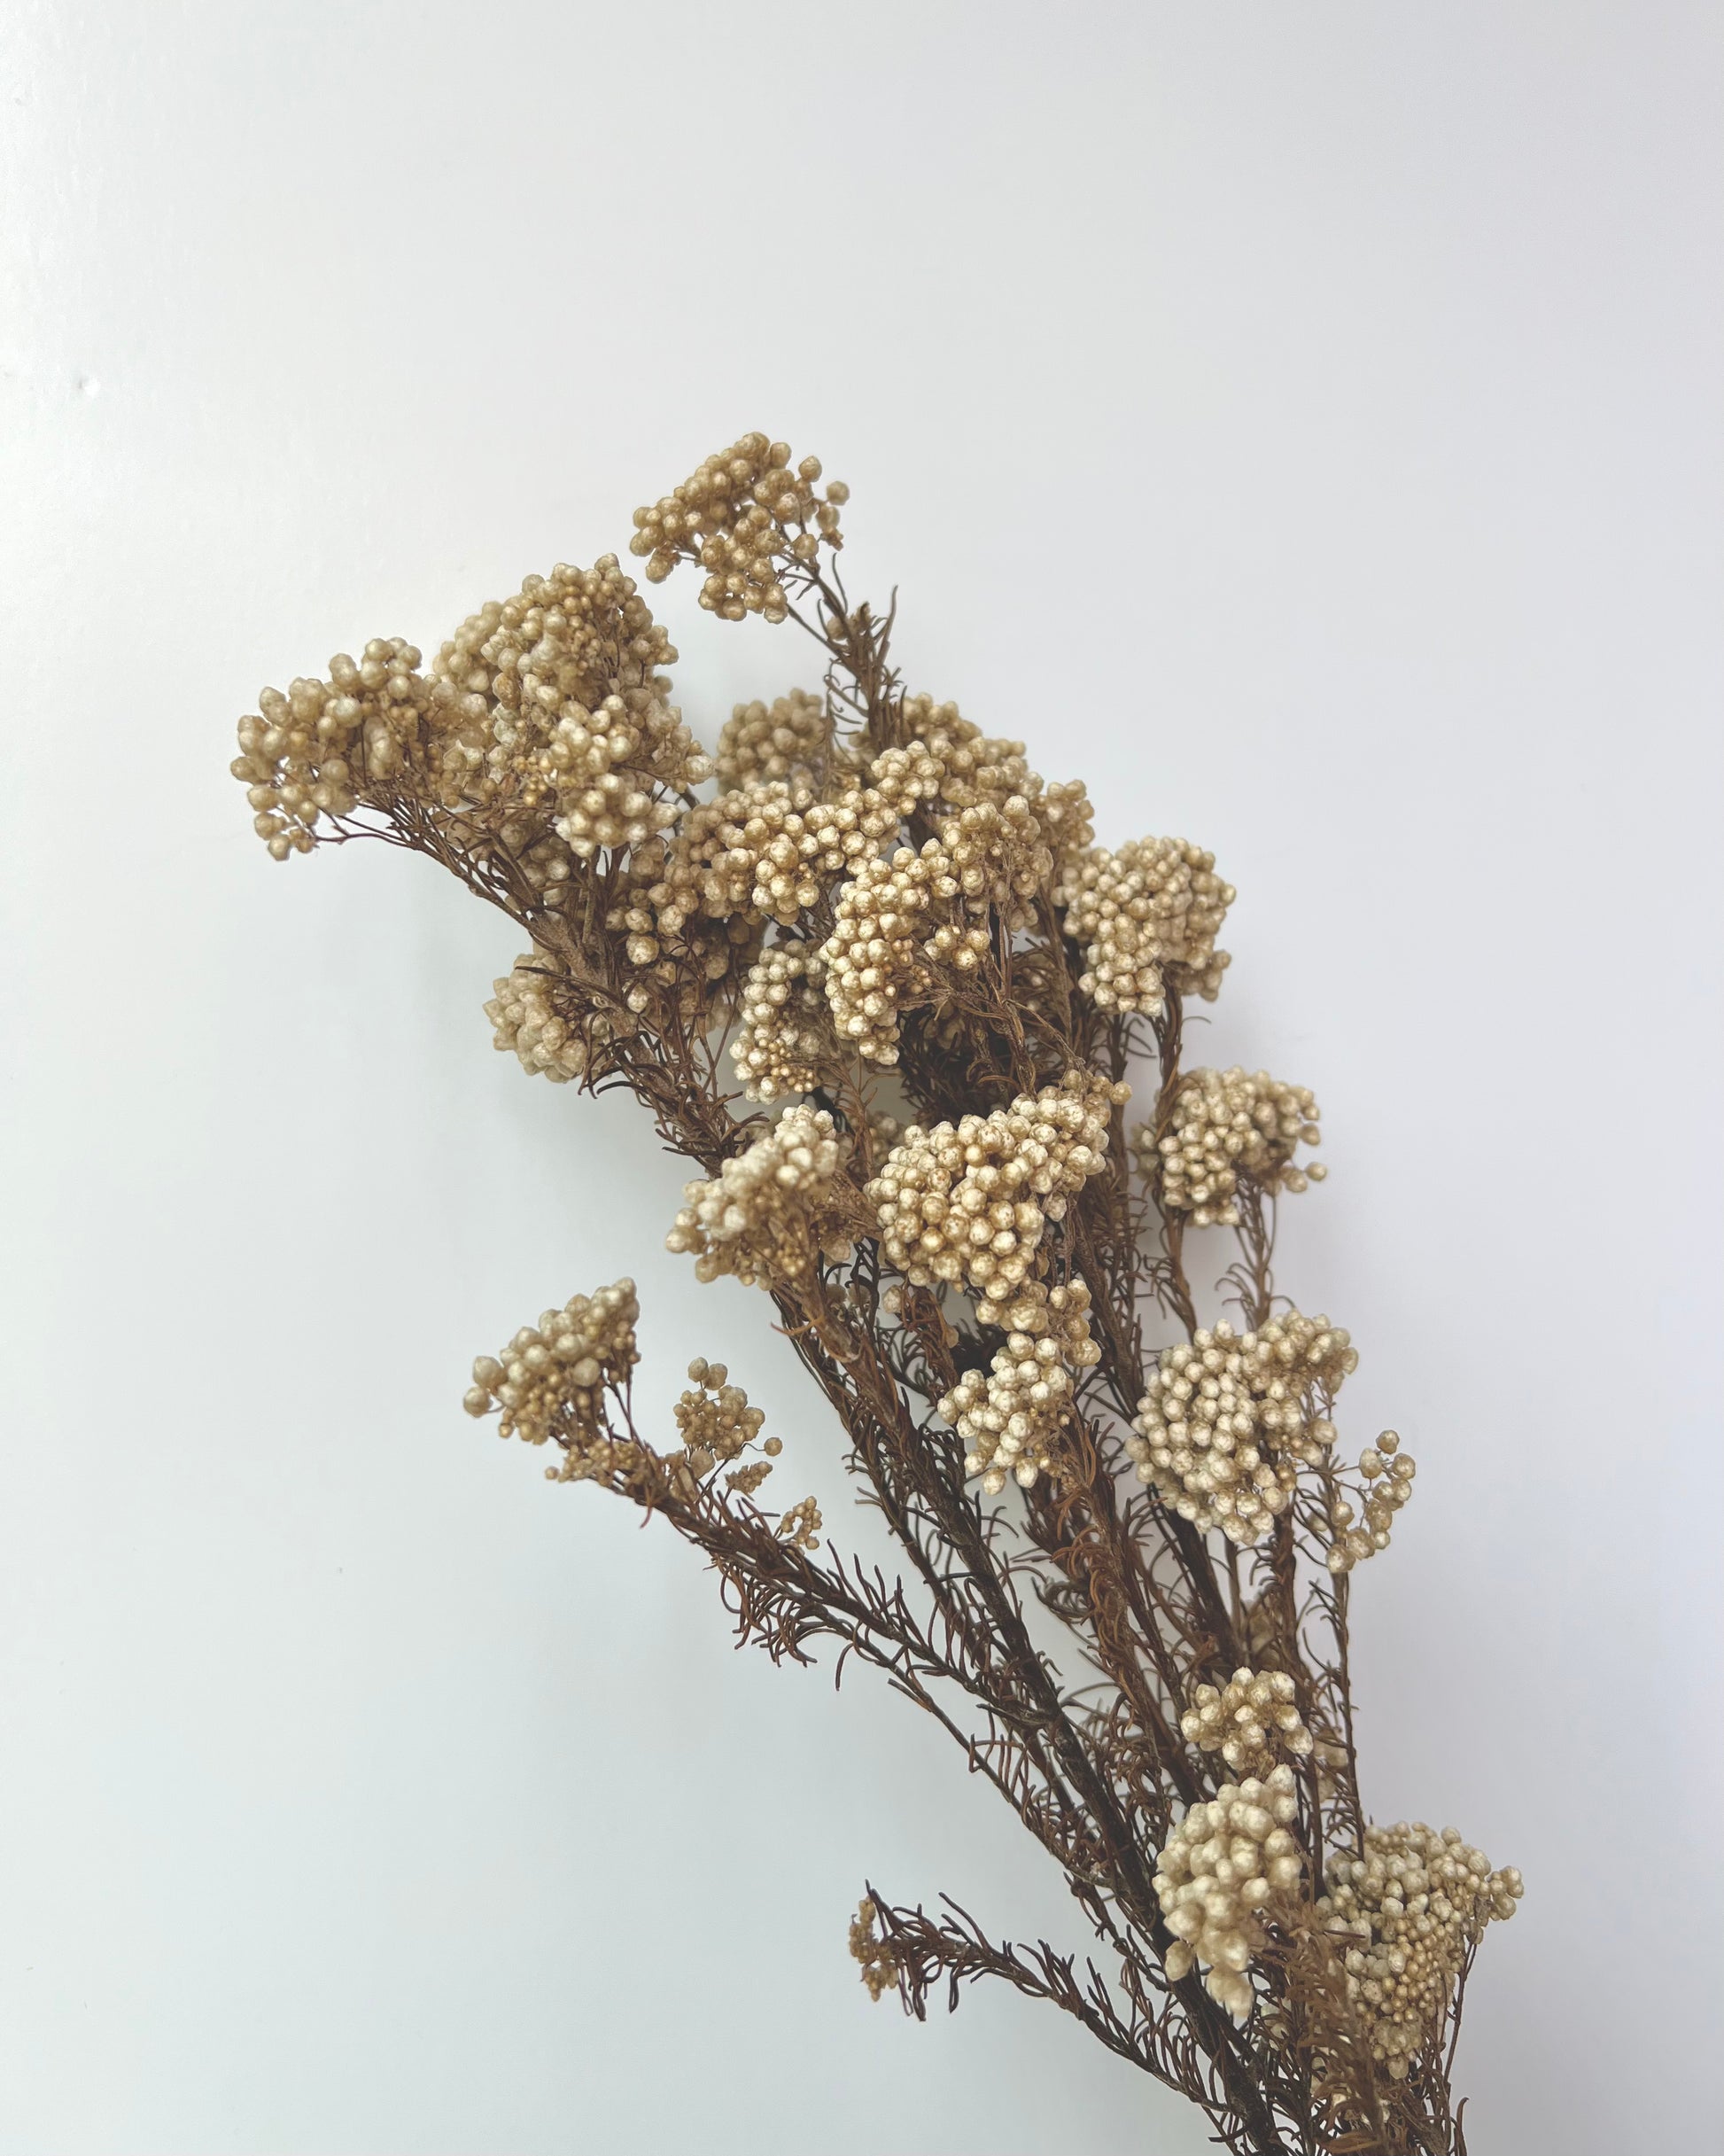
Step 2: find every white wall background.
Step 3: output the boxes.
[3,5,1719,2151]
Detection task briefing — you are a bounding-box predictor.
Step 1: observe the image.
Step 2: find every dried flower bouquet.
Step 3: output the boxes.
[230,433,1519,2155]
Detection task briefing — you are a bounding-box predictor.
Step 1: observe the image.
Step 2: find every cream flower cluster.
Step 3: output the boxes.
[431,559,710,861]
[866,709,1093,880]
[609,701,1092,1057]
[1317,1824,1523,2081]
[633,778,898,951]
[674,1358,781,1487]
[818,844,953,1064]
[849,1898,901,2003]
[1055,838,1234,1014]
[1182,1667,1315,1780]
[938,1279,1099,1494]
[818,790,1086,1065]
[430,556,675,747]
[729,945,833,1101]
[1128,1314,1357,1545]
[236,558,709,876]
[740,779,902,925]
[1034,779,1097,876]
[938,797,1054,930]
[1153,1765,1304,2019]
[485,951,594,1083]
[774,1495,824,1551]
[540,697,695,859]
[868,704,1026,821]
[462,1280,640,1461]
[610,876,764,1023]
[1138,1068,1324,1227]
[920,920,995,976]
[235,638,435,858]
[866,1071,1128,1325]
[1326,1429,1418,1575]
[712,688,835,790]
[610,758,927,1029]
[665,1106,855,1288]
[629,433,848,622]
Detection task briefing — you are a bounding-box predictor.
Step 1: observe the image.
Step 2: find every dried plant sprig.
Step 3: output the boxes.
[231,431,1519,2156]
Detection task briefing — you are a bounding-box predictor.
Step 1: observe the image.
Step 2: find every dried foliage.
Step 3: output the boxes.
[231,432,1521,2153]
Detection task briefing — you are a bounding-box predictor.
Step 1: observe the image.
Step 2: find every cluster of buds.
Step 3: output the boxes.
[485,950,594,1084]
[665,1107,856,1288]
[674,1358,775,1483]
[712,688,835,791]
[1138,1067,1324,1227]
[866,705,1026,820]
[937,796,1055,932]
[1054,837,1233,1014]
[865,1071,1128,1325]
[462,1280,641,1483]
[1316,1824,1523,2080]
[728,945,833,1101]
[937,1279,1100,1493]
[817,782,1091,1063]
[630,433,848,622]
[235,638,433,858]
[625,775,898,985]
[849,1898,901,2003]
[1325,1429,1418,1573]
[430,558,709,860]
[234,557,711,891]
[1153,1766,1304,2019]
[1182,1667,1315,1780]
[1127,1314,1357,1546]
[818,844,952,1063]
[773,1496,824,1551]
